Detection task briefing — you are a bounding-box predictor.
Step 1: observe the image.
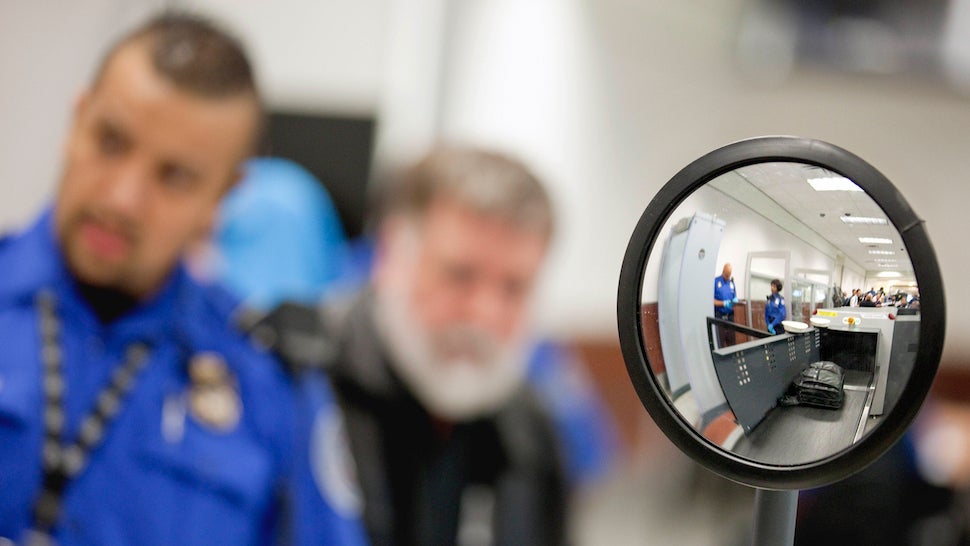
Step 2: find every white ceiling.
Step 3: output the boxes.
[729,162,914,281]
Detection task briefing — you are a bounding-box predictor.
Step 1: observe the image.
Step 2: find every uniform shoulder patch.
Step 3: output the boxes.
[310,406,363,518]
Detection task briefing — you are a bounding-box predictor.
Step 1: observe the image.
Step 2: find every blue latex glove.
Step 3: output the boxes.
[768,324,776,335]
[732,297,739,303]
[723,300,733,311]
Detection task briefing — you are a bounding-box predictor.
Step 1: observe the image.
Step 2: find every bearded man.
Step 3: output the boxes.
[322,146,567,545]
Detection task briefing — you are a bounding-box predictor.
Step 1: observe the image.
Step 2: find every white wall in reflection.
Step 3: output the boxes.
[641,182,862,304]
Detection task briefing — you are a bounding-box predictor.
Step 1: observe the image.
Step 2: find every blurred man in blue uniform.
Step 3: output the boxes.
[0,13,365,545]
[764,278,786,334]
[714,263,738,347]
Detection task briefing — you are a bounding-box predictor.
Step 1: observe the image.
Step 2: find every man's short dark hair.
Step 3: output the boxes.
[771,278,783,291]
[91,12,263,150]
[95,12,258,100]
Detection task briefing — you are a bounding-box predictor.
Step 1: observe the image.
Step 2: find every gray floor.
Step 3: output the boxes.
[572,448,755,546]
[570,413,758,546]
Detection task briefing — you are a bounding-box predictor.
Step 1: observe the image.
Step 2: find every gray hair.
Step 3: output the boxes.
[379,146,555,239]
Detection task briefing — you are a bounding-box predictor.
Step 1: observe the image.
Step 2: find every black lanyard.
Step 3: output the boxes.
[31,290,151,534]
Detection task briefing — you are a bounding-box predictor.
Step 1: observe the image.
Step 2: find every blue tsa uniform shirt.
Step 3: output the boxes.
[290,370,368,546]
[0,211,365,546]
[765,293,787,333]
[714,276,737,317]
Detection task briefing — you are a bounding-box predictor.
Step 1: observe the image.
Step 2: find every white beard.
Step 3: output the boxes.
[372,286,529,422]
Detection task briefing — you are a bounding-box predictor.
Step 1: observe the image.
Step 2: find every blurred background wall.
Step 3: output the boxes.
[2,0,967,360]
[2,1,969,542]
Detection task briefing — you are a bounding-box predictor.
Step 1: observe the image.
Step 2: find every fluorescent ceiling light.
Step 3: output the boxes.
[807,177,862,192]
[859,237,893,244]
[868,250,896,255]
[874,258,897,263]
[876,271,902,278]
[841,216,888,225]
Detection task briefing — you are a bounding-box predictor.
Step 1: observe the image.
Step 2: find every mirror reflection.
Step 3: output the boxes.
[640,162,920,465]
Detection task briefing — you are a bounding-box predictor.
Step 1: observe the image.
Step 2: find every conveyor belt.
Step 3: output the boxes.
[732,371,874,465]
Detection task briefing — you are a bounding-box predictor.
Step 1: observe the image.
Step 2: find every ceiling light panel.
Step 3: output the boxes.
[808,177,863,192]
[840,216,888,225]
[859,237,893,244]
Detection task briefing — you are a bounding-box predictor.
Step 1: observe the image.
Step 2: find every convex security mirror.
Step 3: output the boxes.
[617,137,945,492]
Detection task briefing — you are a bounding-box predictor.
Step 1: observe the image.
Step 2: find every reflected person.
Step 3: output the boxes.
[318,146,567,545]
[765,278,786,334]
[0,13,364,545]
[849,288,861,307]
[714,262,738,346]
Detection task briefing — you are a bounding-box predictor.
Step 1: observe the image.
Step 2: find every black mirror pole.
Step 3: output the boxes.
[752,489,798,546]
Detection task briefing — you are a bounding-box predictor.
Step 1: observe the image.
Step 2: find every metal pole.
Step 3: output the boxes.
[752,488,798,546]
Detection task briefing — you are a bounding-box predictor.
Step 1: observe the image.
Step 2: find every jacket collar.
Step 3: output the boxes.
[328,289,410,402]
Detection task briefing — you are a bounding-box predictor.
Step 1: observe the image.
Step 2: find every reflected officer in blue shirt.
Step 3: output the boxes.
[0,14,365,546]
[765,278,786,335]
[714,263,738,318]
[714,263,738,347]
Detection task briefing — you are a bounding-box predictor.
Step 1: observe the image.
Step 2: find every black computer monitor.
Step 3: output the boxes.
[260,111,376,238]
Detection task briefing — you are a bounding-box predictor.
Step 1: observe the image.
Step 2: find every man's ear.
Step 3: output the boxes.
[193,162,246,243]
[221,163,247,199]
[373,215,420,284]
[197,168,242,241]
[190,204,220,245]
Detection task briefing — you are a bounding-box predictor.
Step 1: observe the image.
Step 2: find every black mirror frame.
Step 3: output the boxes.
[617,136,946,490]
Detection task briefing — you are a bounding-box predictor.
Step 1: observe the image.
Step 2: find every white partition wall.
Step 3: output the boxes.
[658,212,729,427]
[658,218,691,401]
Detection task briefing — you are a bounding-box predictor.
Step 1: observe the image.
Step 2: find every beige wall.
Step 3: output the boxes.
[435,0,970,365]
[1,0,966,364]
